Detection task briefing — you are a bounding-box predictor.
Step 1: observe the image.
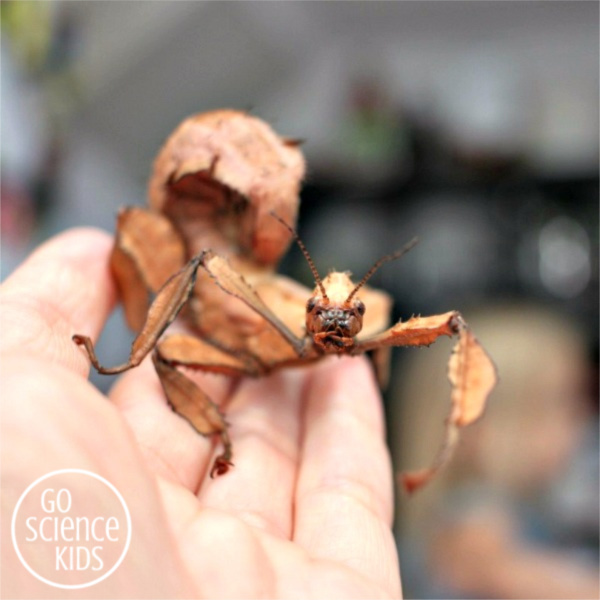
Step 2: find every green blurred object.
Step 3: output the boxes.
[342,108,401,165]
[1,0,54,73]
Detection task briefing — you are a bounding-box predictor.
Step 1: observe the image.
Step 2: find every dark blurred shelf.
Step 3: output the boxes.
[287,168,599,352]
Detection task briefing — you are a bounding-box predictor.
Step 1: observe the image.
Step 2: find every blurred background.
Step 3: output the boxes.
[1,2,598,598]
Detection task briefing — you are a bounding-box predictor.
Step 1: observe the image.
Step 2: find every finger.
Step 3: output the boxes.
[109,358,234,491]
[196,367,305,539]
[1,355,197,597]
[293,355,400,592]
[0,228,117,375]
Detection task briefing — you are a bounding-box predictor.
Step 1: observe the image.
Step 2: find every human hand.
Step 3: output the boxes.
[1,229,401,598]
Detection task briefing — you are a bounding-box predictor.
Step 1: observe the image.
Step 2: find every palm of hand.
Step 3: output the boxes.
[1,229,400,598]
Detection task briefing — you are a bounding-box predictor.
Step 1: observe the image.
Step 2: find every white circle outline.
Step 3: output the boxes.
[11,468,132,590]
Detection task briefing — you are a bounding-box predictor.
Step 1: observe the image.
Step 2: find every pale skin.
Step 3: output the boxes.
[0,229,401,598]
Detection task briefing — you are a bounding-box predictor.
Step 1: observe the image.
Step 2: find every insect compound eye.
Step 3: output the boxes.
[306,297,317,313]
[356,300,366,316]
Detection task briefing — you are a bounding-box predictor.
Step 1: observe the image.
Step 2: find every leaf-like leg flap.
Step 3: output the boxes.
[352,311,461,353]
[400,319,497,493]
[371,346,392,389]
[152,352,233,477]
[111,207,187,332]
[111,244,150,333]
[447,324,497,427]
[157,334,261,377]
[73,255,202,374]
[200,250,306,356]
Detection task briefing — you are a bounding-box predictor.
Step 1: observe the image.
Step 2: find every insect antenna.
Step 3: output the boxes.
[346,237,419,302]
[270,212,328,300]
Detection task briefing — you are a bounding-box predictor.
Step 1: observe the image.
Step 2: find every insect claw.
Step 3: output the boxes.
[210,455,234,478]
[449,313,462,334]
[282,137,305,148]
[208,154,220,177]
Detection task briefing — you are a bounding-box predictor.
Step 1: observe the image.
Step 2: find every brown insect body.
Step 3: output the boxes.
[73,110,497,491]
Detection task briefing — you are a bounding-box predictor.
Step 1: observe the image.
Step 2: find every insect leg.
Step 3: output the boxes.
[354,311,497,492]
[73,253,202,374]
[200,250,307,357]
[155,334,261,477]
